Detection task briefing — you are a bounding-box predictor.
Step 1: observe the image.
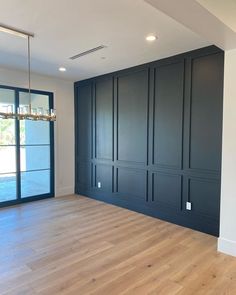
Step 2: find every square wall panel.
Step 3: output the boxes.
[152,172,182,209]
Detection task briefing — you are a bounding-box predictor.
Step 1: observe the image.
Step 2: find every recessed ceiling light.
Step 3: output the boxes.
[59,67,66,72]
[146,35,157,41]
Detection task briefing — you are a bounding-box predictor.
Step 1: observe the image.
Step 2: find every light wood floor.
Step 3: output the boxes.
[0,195,236,295]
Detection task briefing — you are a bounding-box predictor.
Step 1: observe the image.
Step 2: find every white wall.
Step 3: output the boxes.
[218,49,236,256]
[0,66,74,197]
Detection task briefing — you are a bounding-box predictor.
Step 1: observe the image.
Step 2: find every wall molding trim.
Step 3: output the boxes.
[74,45,224,236]
[218,237,236,257]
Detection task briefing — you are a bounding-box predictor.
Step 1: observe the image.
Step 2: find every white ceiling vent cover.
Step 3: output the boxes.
[70,45,106,60]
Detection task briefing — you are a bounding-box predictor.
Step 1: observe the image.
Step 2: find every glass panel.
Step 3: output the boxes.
[19,92,49,111]
[21,170,50,198]
[0,88,53,204]
[0,89,15,145]
[0,118,15,145]
[20,120,50,145]
[19,92,52,200]
[0,173,17,202]
[0,146,16,173]
[19,92,50,145]
[20,145,50,172]
[0,88,15,106]
[0,89,17,203]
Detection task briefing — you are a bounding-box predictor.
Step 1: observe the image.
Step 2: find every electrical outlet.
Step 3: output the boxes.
[186,202,192,211]
[97,182,101,188]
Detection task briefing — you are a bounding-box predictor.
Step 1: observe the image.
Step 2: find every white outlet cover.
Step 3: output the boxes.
[186,202,192,210]
[98,182,101,188]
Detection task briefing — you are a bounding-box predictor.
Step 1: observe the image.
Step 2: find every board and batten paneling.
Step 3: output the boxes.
[152,172,182,209]
[187,177,220,219]
[94,164,113,193]
[74,46,224,236]
[95,78,113,161]
[188,53,223,173]
[152,61,184,170]
[75,82,92,162]
[117,69,149,165]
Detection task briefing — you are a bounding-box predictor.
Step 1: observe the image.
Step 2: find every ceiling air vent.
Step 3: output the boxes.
[70,45,106,60]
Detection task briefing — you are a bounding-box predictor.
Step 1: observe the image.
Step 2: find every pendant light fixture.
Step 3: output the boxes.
[0,24,56,121]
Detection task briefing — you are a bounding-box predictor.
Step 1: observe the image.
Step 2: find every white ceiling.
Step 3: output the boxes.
[0,0,211,81]
[196,0,236,33]
[145,0,236,50]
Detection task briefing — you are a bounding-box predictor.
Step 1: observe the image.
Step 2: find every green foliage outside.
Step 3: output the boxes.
[0,119,25,145]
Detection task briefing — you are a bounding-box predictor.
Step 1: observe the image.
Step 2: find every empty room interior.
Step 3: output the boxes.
[1,0,236,294]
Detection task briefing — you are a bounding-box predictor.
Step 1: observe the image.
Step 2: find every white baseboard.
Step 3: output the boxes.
[218,237,236,257]
[56,186,74,197]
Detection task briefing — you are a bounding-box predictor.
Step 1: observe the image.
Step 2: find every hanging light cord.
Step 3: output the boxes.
[0,24,55,121]
[28,35,31,112]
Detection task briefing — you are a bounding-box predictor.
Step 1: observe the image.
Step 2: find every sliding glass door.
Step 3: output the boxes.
[0,86,54,207]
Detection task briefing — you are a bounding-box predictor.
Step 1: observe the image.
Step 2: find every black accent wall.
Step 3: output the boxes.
[74,46,224,236]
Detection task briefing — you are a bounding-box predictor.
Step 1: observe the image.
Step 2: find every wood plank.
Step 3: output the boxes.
[0,195,235,295]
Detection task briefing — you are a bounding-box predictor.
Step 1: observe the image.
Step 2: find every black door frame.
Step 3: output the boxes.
[0,84,55,208]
